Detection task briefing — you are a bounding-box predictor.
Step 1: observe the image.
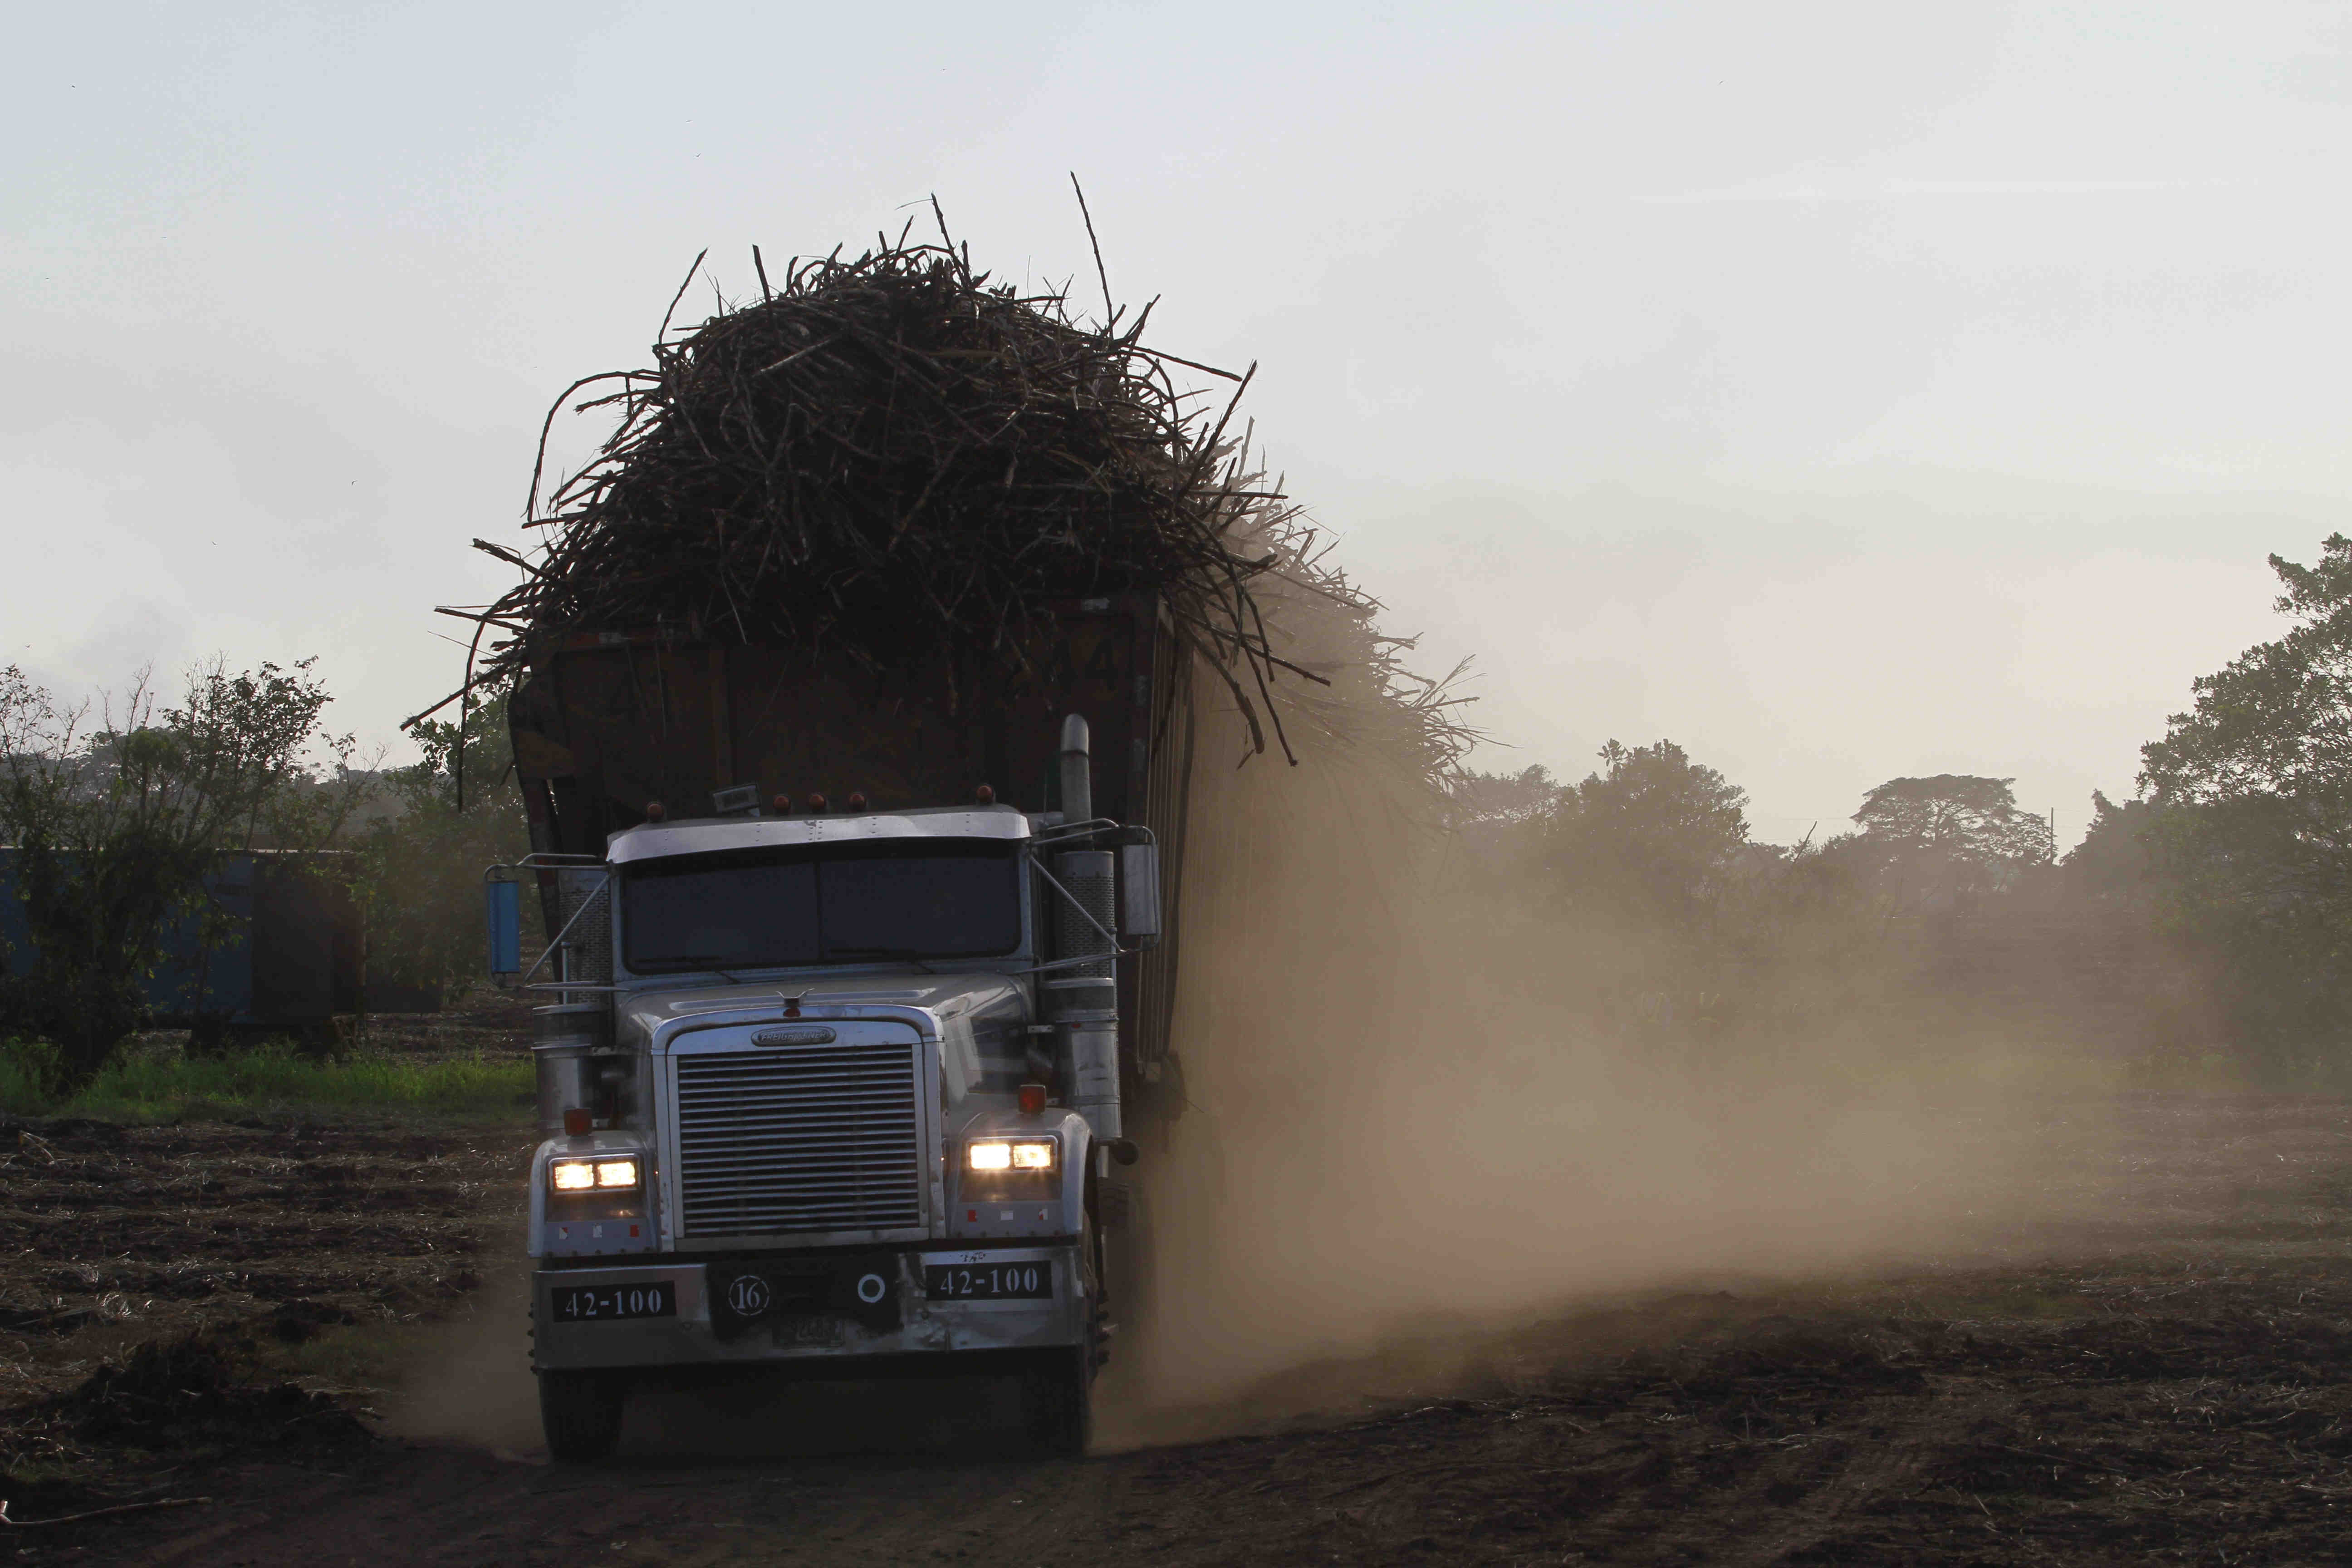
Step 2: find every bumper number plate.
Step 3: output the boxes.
[924,1261,1053,1301]
[551,1280,677,1322]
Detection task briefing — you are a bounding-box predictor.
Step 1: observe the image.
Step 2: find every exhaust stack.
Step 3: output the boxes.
[1058,713,1093,828]
[1046,714,1120,1141]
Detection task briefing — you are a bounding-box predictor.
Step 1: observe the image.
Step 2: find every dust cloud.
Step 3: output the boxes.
[1104,568,2093,1431]
[392,564,2094,1458]
[383,1254,544,1455]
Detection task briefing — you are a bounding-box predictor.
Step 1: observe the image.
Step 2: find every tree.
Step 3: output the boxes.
[1852,775,2052,862]
[1444,764,1567,829]
[0,659,357,1087]
[1840,774,2051,905]
[2127,534,2352,1068]
[2141,533,2352,818]
[1548,740,1751,931]
[2066,789,2162,905]
[1527,740,1909,1047]
[353,688,536,997]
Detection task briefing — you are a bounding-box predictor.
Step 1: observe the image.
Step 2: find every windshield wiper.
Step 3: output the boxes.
[658,955,751,983]
[826,946,937,973]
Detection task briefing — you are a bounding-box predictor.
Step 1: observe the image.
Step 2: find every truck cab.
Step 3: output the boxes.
[494,738,1154,1460]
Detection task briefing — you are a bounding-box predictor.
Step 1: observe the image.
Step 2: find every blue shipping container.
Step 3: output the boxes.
[0,849,361,1025]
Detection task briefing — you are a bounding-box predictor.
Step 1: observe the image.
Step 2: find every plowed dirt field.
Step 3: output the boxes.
[9,1091,2352,1567]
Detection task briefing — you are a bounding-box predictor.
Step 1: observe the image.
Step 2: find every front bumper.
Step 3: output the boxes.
[532,1243,1087,1372]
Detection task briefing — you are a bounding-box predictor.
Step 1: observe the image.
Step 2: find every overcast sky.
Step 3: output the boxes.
[7,1,2347,844]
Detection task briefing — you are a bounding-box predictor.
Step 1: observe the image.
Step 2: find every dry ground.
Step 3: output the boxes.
[6,1090,2352,1566]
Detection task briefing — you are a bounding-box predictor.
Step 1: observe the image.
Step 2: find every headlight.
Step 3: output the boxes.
[967,1140,1055,1173]
[550,1156,642,1192]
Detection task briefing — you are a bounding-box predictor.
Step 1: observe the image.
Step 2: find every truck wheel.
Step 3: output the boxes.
[1020,1347,1093,1458]
[539,1369,626,1462]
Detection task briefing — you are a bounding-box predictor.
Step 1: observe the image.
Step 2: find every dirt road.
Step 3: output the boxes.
[15,1092,2352,1566]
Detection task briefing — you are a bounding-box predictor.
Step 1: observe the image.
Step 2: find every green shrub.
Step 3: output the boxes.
[0,1035,65,1112]
[0,1039,530,1124]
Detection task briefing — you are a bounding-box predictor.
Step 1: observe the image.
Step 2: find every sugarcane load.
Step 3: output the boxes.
[435,219,1314,1460]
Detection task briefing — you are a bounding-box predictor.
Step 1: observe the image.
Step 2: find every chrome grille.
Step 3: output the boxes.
[671,1041,923,1238]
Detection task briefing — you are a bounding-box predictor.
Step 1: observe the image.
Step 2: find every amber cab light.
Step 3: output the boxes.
[644,800,666,822]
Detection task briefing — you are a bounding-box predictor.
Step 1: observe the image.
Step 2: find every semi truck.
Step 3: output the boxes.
[484,594,1194,1459]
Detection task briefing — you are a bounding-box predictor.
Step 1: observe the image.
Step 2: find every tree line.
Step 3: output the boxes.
[0,664,529,1089]
[1443,743,2065,1052]
[6,533,2347,1088]
[1446,534,2352,1076]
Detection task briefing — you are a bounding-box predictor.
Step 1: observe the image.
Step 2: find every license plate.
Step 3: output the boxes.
[776,1316,842,1347]
[924,1260,1053,1300]
[550,1280,677,1322]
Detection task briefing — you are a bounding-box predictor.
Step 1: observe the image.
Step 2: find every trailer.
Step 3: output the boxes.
[0,848,363,1033]
[490,594,1194,1458]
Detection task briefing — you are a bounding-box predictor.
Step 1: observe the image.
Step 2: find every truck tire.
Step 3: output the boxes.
[539,1369,625,1462]
[1020,1346,1093,1458]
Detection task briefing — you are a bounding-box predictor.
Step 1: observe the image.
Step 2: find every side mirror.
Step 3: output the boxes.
[1118,843,1161,948]
[485,878,522,977]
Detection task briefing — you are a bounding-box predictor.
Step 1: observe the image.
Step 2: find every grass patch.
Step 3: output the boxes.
[0,1038,531,1124]
[267,1316,456,1394]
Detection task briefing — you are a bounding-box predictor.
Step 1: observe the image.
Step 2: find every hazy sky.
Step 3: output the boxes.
[7,1,2347,844]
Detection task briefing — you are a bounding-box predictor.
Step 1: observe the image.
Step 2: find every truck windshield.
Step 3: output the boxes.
[622,840,1022,973]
